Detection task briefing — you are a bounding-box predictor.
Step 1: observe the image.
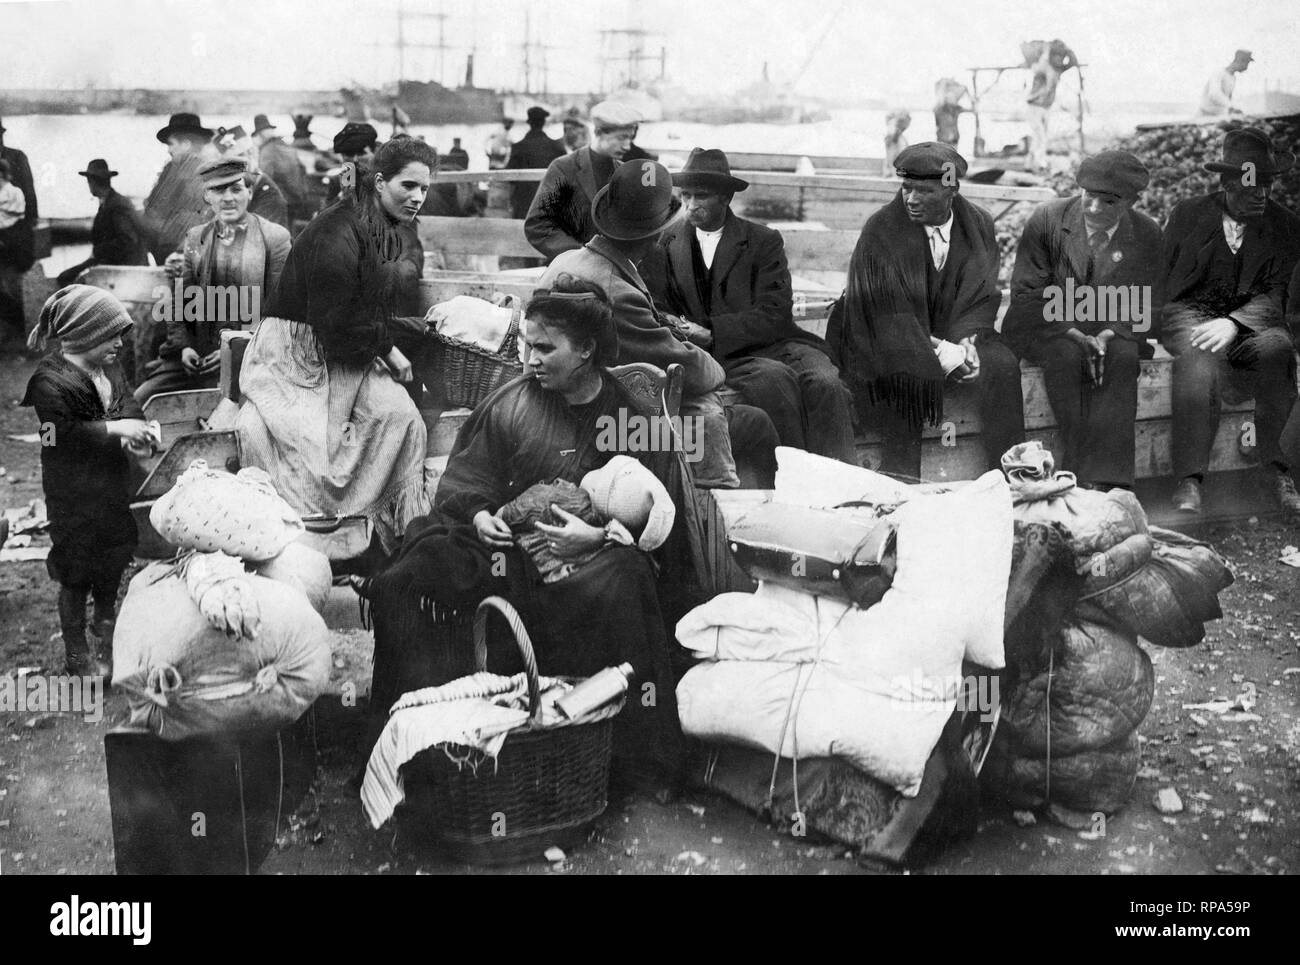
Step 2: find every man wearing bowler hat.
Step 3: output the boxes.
[540,159,781,489]
[1199,49,1254,118]
[252,114,311,222]
[135,156,290,406]
[827,141,1025,480]
[506,106,565,219]
[645,148,858,464]
[526,100,643,261]
[1161,128,1300,516]
[143,111,217,264]
[1002,150,1163,490]
[56,160,149,288]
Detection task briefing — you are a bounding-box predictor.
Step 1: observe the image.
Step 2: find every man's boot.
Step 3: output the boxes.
[57,586,94,676]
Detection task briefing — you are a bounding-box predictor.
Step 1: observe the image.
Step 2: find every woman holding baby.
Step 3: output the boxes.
[362,274,702,793]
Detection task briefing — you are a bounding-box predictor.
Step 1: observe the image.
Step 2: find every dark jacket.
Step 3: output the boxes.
[158,213,291,359]
[263,201,423,364]
[1003,195,1164,355]
[56,188,149,284]
[1161,192,1300,338]
[143,152,209,264]
[258,137,311,214]
[21,353,143,585]
[247,171,289,228]
[524,147,616,261]
[0,145,38,271]
[506,128,566,219]
[644,209,831,363]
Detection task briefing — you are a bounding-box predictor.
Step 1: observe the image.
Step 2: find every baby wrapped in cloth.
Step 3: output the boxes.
[498,455,676,582]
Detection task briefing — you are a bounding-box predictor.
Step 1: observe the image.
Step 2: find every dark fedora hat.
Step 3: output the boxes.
[78,158,119,179]
[673,147,749,193]
[591,159,681,241]
[1204,127,1295,177]
[156,112,213,144]
[252,114,277,135]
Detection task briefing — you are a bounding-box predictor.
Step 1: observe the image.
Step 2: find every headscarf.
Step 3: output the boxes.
[27,284,133,354]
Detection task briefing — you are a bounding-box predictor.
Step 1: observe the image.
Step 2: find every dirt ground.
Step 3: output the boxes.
[1,351,1297,876]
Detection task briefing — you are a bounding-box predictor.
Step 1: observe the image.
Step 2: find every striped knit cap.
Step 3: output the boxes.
[27,284,133,354]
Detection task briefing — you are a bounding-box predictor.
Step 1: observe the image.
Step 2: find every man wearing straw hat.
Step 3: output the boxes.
[646,148,858,464]
[56,159,149,288]
[1162,128,1300,516]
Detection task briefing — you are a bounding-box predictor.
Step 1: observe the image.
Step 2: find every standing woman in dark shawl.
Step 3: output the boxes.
[236,137,437,554]
[360,275,703,793]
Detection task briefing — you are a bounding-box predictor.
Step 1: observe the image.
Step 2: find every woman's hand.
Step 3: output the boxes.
[473,510,513,549]
[385,345,413,382]
[108,419,156,449]
[535,505,606,559]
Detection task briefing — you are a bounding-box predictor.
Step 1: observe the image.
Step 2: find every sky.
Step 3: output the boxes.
[2,0,1298,106]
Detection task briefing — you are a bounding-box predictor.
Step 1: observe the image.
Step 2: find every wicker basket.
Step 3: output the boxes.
[411,596,624,865]
[426,303,524,410]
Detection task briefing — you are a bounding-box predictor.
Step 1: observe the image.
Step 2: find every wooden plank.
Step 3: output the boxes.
[80,266,170,305]
[417,216,535,259]
[418,273,537,313]
[142,389,223,447]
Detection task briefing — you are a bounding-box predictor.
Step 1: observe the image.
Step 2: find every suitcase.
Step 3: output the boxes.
[105,709,316,875]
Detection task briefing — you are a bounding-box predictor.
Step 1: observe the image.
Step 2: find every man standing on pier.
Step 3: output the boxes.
[827,142,1025,480]
[506,106,565,220]
[1198,49,1253,117]
[525,100,641,261]
[1161,128,1300,517]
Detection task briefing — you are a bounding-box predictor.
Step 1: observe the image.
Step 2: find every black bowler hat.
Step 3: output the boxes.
[591,159,681,241]
[78,159,119,179]
[156,112,213,144]
[673,148,749,193]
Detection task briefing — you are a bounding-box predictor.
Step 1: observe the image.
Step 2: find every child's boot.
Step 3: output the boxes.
[57,586,94,676]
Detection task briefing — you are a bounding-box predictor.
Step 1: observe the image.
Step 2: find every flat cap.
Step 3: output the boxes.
[526,106,550,124]
[1077,150,1149,199]
[333,121,378,154]
[894,141,968,181]
[196,156,249,188]
[590,100,641,128]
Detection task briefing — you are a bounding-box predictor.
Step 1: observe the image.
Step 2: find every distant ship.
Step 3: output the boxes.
[341,54,503,126]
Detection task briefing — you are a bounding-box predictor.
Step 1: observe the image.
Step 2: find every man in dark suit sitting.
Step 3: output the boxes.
[644,148,857,463]
[1002,151,1163,490]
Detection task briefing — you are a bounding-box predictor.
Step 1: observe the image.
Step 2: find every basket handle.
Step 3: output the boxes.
[473,596,542,726]
[493,293,522,358]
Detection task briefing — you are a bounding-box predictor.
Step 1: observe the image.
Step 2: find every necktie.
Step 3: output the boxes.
[930,227,947,271]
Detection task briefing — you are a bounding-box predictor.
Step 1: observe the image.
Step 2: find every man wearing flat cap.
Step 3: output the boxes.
[525,99,643,261]
[506,106,565,220]
[213,126,288,228]
[1199,49,1254,117]
[541,159,782,489]
[645,148,858,464]
[324,122,380,206]
[827,141,1025,479]
[143,111,217,263]
[135,156,290,405]
[1002,150,1163,490]
[1161,128,1300,516]
[56,160,149,288]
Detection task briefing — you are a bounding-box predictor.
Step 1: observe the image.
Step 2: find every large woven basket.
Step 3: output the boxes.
[426,304,524,410]
[410,596,624,865]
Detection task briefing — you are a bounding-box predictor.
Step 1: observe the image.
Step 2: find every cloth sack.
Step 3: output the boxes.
[113,563,331,740]
[425,294,517,353]
[983,730,1140,815]
[150,460,304,562]
[254,541,333,613]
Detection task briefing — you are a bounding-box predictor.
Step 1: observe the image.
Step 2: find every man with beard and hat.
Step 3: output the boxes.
[56,160,149,288]
[540,159,781,489]
[212,126,288,228]
[143,112,216,264]
[1199,49,1254,117]
[253,114,311,221]
[135,157,290,405]
[1002,150,1163,490]
[1161,128,1300,516]
[506,106,565,219]
[644,148,857,464]
[827,141,1025,480]
[525,100,642,261]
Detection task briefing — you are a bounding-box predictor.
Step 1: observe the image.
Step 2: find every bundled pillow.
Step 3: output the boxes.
[150,461,304,562]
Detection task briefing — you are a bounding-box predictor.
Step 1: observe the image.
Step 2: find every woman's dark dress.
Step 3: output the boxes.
[367,370,704,786]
